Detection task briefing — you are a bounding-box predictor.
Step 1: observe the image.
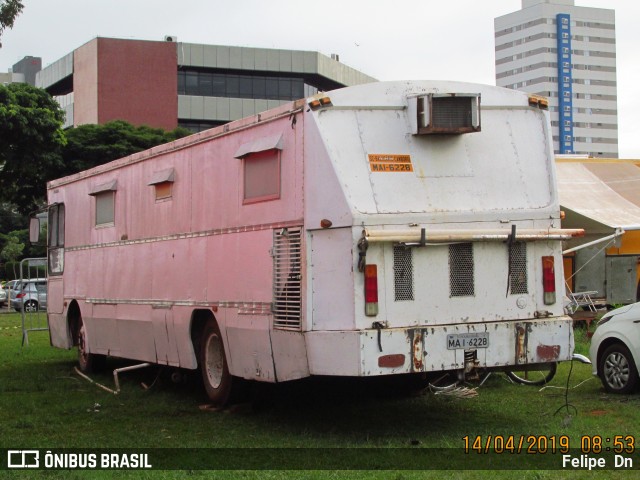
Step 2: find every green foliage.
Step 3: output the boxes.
[0,83,66,214]
[0,231,23,262]
[0,201,26,232]
[61,120,191,174]
[0,0,23,46]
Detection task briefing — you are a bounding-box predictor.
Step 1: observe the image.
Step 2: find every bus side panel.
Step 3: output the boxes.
[49,312,72,349]
[309,228,355,331]
[225,311,275,382]
[270,330,309,381]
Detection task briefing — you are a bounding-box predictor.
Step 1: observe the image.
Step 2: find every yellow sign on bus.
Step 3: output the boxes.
[368,154,413,173]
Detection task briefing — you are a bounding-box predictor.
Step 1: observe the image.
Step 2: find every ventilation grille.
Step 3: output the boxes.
[509,242,528,295]
[414,94,481,135]
[432,96,475,129]
[449,243,475,297]
[394,245,414,301]
[273,227,302,330]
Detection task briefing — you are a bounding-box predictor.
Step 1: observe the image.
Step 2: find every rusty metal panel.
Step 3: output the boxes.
[606,255,638,304]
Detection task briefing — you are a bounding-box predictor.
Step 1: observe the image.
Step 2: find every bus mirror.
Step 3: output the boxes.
[29,217,43,245]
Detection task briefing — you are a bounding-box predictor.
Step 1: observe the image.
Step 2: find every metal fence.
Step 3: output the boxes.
[18,257,48,346]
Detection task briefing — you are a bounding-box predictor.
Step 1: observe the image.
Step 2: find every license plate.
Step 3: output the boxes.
[447,333,489,350]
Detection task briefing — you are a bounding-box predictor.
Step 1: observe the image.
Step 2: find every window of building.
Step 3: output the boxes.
[177,70,308,101]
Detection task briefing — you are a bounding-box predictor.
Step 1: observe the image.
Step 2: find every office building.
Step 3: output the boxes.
[495,0,617,157]
[35,37,376,131]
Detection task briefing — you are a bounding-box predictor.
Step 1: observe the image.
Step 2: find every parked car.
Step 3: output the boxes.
[0,287,6,307]
[10,279,47,313]
[589,303,640,393]
[3,279,20,292]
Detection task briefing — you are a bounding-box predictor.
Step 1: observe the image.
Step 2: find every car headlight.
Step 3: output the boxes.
[595,315,614,328]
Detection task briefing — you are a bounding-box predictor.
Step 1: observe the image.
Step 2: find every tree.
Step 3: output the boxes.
[0,84,190,216]
[61,120,190,174]
[0,0,23,47]
[0,83,66,215]
[0,230,24,279]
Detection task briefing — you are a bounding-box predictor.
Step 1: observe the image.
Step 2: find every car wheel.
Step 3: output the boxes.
[24,300,38,313]
[599,343,639,394]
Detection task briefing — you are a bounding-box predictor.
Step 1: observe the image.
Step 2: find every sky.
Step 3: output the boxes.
[1,0,638,157]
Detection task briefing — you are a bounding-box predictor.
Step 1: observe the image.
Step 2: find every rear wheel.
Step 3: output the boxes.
[599,343,639,394]
[24,300,38,313]
[77,318,106,373]
[200,319,234,407]
[505,362,557,386]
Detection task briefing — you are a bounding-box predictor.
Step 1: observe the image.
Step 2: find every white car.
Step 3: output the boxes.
[589,303,640,394]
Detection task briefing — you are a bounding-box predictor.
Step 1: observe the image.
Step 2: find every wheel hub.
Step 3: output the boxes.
[604,353,629,388]
[204,334,224,389]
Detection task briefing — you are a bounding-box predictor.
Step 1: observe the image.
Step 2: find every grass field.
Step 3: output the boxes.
[1,312,639,479]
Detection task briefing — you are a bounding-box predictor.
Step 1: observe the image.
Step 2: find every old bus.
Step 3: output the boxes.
[36,81,582,405]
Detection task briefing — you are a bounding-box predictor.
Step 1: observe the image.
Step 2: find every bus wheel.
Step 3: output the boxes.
[77,318,105,373]
[505,362,557,386]
[200,319,233,407]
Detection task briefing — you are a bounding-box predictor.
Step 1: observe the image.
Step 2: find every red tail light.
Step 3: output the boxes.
[16,293,26,299]
[364,264,379,316]
[542,256,556,305]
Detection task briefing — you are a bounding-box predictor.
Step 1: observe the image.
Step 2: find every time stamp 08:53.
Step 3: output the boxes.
[463,435,637,470]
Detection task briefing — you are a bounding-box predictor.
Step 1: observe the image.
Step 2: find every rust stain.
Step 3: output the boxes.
[412,331,423,371]
[378,354,405,368]
[515,324,527,363]
[536,344,561,362]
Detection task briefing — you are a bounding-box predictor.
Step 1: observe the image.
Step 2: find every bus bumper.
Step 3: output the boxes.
[304,317,574,376]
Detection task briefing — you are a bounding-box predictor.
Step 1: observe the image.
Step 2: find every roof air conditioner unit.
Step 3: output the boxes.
[409,93,481,135]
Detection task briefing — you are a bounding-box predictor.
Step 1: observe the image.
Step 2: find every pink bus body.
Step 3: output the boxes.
[44,81,582,404]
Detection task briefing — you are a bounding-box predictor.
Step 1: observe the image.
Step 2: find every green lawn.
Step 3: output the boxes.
[1,313,639,479]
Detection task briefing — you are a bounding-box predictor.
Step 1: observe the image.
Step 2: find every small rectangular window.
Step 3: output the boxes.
[148,168,175,202]
[154,182,172,200]
[95,191,115,226]
[243,150,280,203]
[89,180,117,226]
[48,203,65,275]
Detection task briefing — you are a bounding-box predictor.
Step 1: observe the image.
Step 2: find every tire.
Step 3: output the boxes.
[505,362,557,386]
[200,319,234,407]
[77,318,106,374]
[24,300,38,313]
[599,343,639,394]
[427,371,460,391]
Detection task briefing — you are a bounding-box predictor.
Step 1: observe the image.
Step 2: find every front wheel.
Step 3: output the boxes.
[505,362,557,386]
[599,343,639,394]
[200,319,235,407]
